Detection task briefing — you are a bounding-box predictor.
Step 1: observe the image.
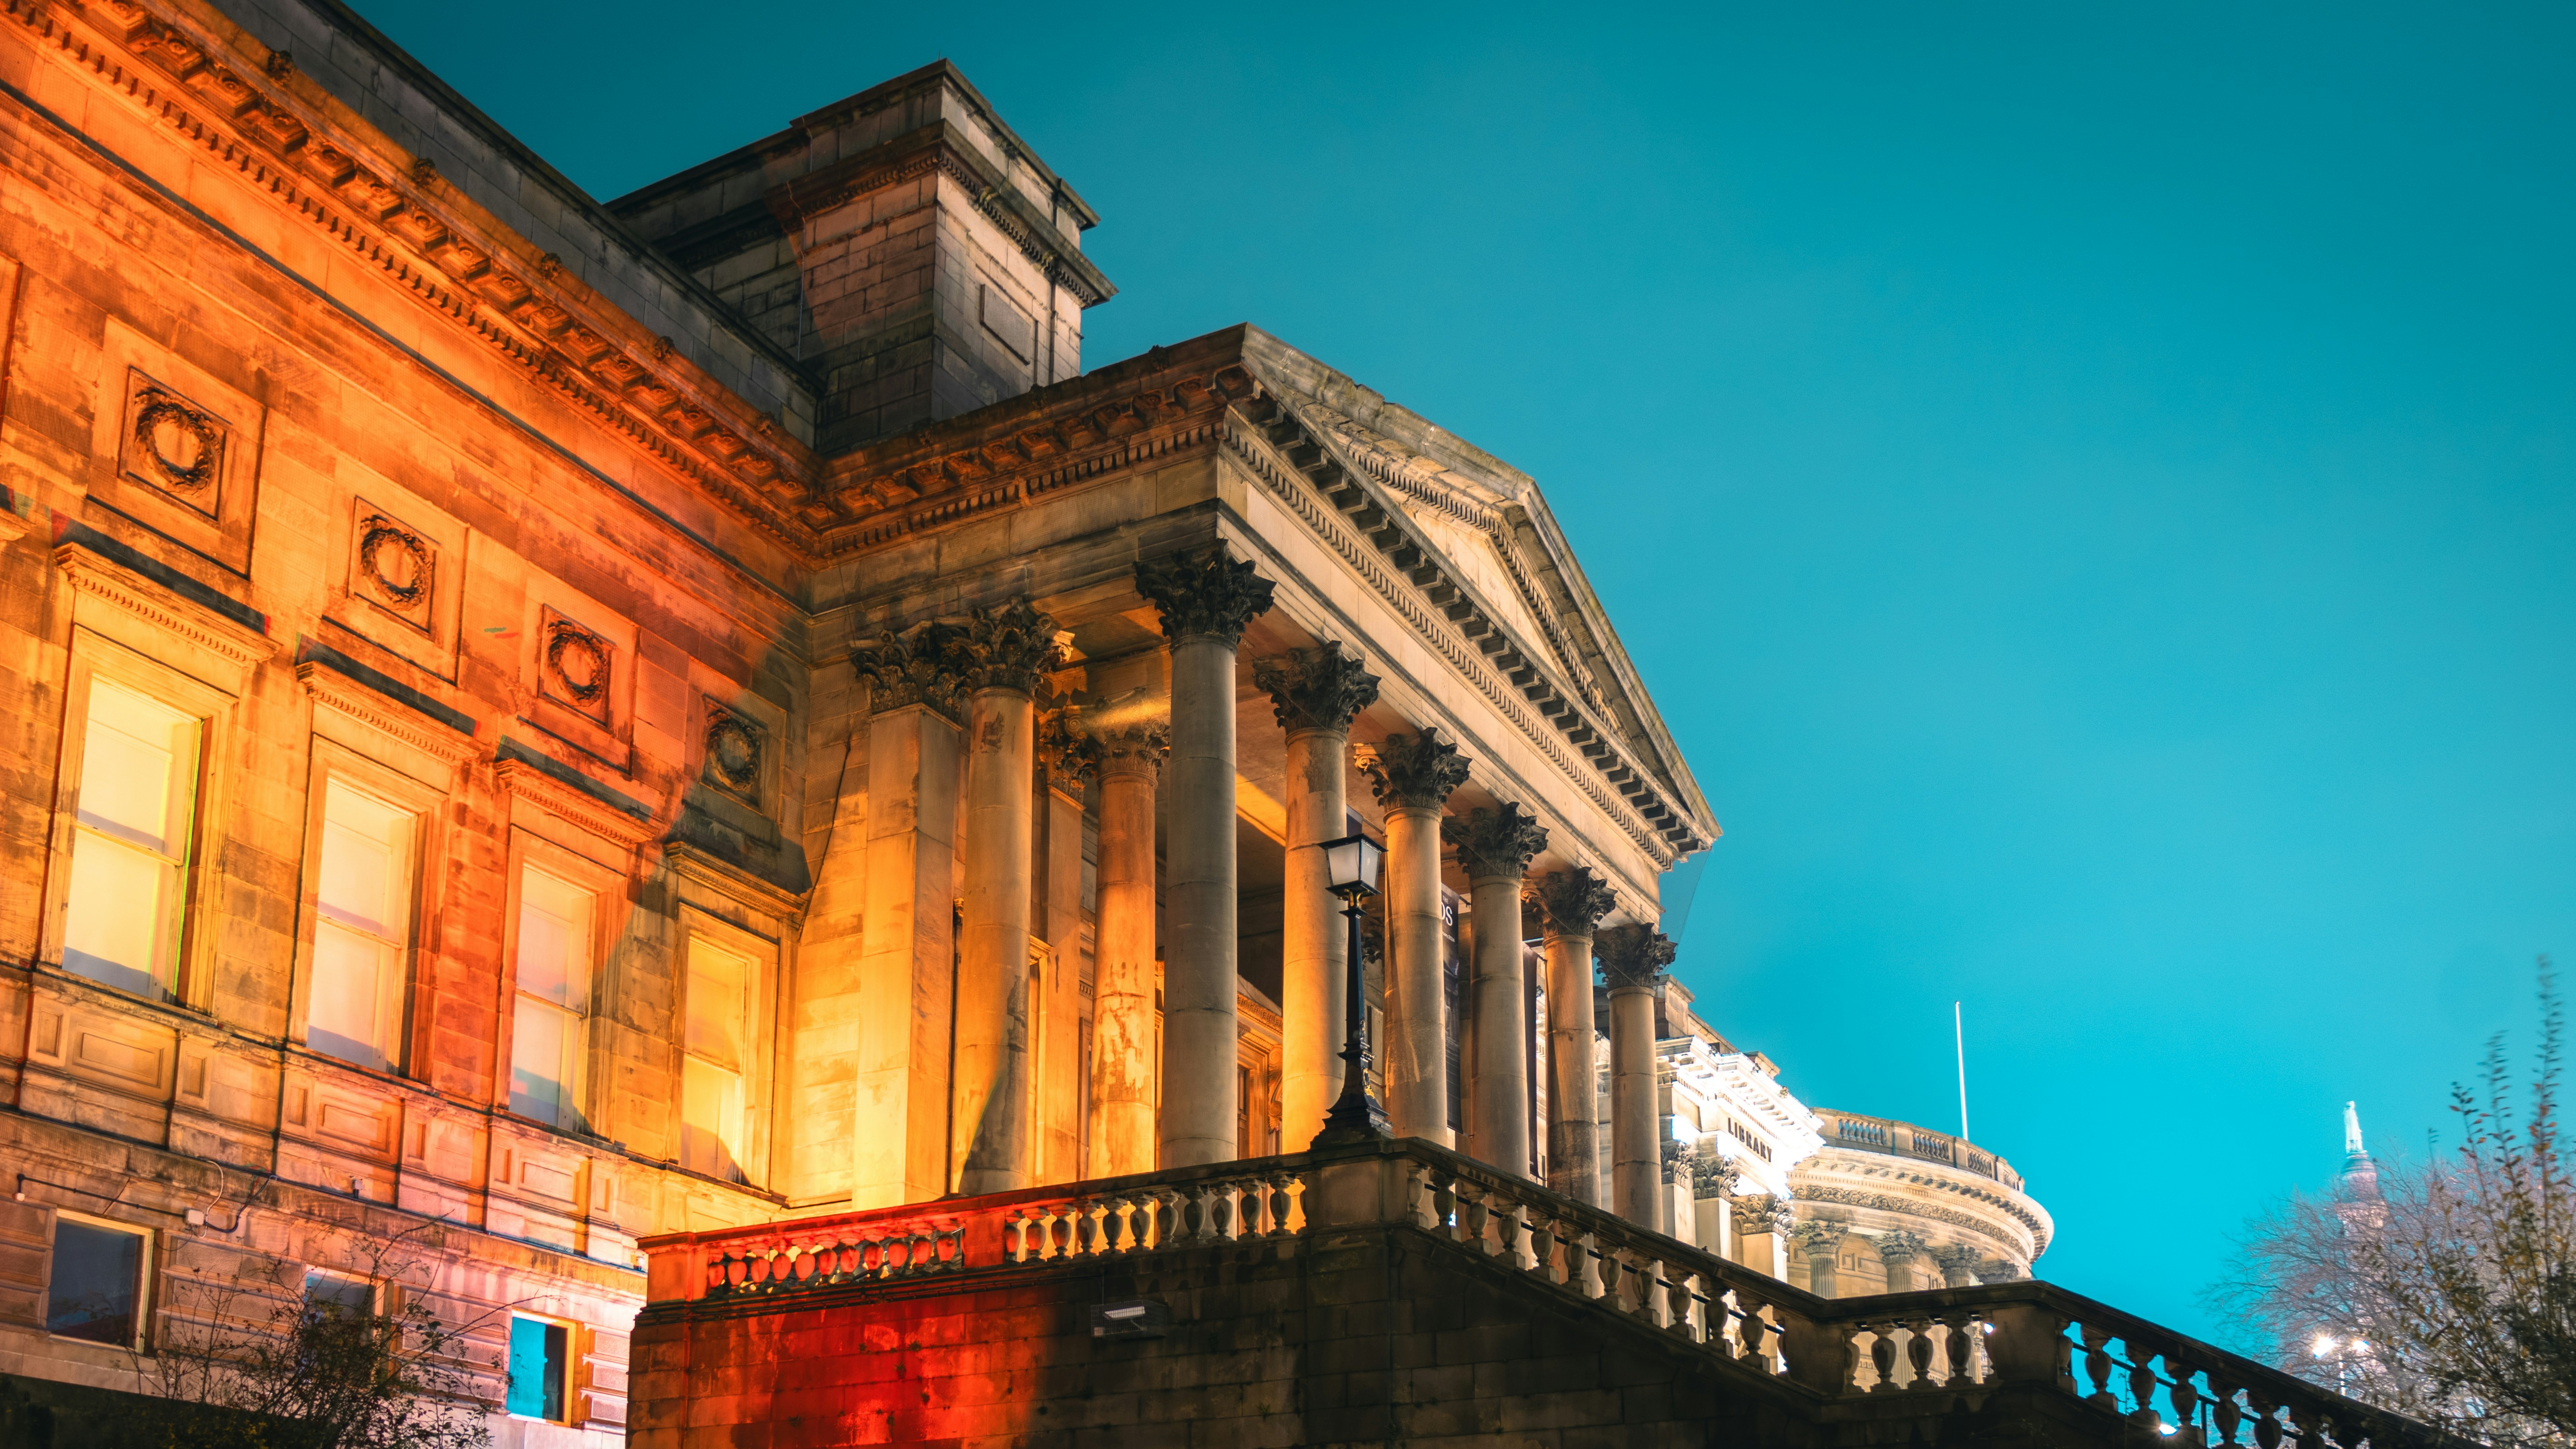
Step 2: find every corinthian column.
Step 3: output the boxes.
[1597,922,1676,1229]
[1362,730,1471,1146]
[1088,722,1165,1178]
[1134,550,1275,1167]
[1534,867,1616,1206]
[1253,645,1380,1149]
[1443,803,1549,1178]
[849,625,966,1209]
[951,601,1060,1195]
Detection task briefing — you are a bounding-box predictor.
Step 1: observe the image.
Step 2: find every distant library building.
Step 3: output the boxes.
[0,1,2420,1444]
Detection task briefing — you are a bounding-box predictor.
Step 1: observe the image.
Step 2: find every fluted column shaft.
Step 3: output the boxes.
[1255,646,1380,1150]
[1540,916,1605,1206]
[1608,982,1659,1227]
[1089,732,1162,1176]
[954,684,1036,1193]
[1137,551,1274,1168]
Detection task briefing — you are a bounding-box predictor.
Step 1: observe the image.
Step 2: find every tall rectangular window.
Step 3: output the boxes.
[307,781,413,1072]
[62,680,200,1001]
[679,936,750,1183]
[510,867,593,1128]
[505,1312,569,1422]
[47,1215,148,1347]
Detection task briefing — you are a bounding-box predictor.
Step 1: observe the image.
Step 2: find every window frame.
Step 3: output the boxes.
[503,1309,583,1426]
[41,634,235,1009]
[673,907,777,1188]
[44,1209,153,1351]
[494,829,621,1134]
[287,740,445,1077]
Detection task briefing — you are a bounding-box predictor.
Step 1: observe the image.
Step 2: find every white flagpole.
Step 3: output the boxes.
[1954,1001,1970,1143]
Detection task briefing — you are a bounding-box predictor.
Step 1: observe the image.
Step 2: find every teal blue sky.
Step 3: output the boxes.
[350,1,2576,1343]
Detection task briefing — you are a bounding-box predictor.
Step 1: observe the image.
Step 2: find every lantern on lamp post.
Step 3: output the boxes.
[1309,832,1389,1147]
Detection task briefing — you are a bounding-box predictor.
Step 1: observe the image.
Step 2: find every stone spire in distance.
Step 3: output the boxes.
[2336,1100,2382,1203]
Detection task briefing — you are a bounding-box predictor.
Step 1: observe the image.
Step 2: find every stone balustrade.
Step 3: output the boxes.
[1813,1107,2025,1191]
[637,1138,2438,1446]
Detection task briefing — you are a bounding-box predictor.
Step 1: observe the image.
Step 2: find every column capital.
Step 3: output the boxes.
[1730,1193,1790,1234]
[1135,548,1275,648]
[1092,721,1169,780]
[1874,1229,1931,1264]
[1533,867,1617,939]
[1443,802,1548,882]
[1594,922,1676,989]
[1660,1135,1693,1185]
[1253,644,1379,735]
[1362,728,1471,812]
[1039,711,1099,789]
[1929,1244,1982,1273]
[957,598,1063,695]
[1691,1151,1740,1200]
[852,622,967,722]
[1789,1220,1848,1257]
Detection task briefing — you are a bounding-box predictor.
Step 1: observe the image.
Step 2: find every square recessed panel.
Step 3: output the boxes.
[538,607,615,727]
[700,702,764,808]
[87,321,264,575]
[118,370,232,522]
[348,500,438,637]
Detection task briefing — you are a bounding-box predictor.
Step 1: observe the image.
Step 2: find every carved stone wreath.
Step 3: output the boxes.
[128,386,225,495]
[355,512,434,614]
[543,617,611,713]
[703,707,762,801]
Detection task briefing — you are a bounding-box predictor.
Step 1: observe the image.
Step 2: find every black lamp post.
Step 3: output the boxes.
[1309,832,1390,1148]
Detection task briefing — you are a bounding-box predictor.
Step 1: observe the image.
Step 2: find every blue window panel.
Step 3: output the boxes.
[506,1315,567,1420]
[48,1220,140,1345]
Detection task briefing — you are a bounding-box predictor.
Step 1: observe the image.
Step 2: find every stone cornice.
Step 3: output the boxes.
[1218,409,1687,869]
[664,840,811,923]
[1792,1149,2052,1257]
[494,757,660,849]
[816,362,1252,550]
[54,542,274,666]
[1790,1182,2036,1261]
[8,0,820,545]
[297,661,479,765]
[1227,396,1706,861]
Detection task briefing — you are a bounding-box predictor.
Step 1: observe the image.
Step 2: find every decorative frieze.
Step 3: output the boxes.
[1362,729,1471,812]
[852,623,968,721]
[1532,867,1617,939]
[1134,550,1274,648]
[1442,802,1548,881]
[1252,645,1379,735]
[1594,924,1676,989]
[955,599,1062,695]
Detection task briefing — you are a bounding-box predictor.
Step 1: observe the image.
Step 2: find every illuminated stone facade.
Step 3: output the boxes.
[0,0,2049,1439]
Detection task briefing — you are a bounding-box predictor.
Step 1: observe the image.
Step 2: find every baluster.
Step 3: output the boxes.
[2247,1388,2284,1449]
[2078,1322,2117,1407]
[1211,1183,1237,1241]
[1665,1264,1695,1340]
[1493,1197,1527,1265]
[1430,1171,1459,1238]
[1736,1297,1773,1369]
[2126,1341,2161,1424]
[2211,1380,2243,1446]
[1627,1250,1662,1327]
[1596,1239,1623,1307]
[1456,1180,1490,1253]
[2165,1355,2205,1446]
[1945,1315,1976,1386]
[2286,1402,2322,1449]
[1906,1316,1936,1390]
[1570,1224,1603,1299]
[1270,1174,1297,1236]
[1869,1324,1899,1392]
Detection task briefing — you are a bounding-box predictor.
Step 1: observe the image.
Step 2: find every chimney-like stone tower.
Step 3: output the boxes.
[611,62,1113,451]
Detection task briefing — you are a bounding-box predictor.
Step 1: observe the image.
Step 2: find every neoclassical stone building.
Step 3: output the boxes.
[0,0,2106,1441]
